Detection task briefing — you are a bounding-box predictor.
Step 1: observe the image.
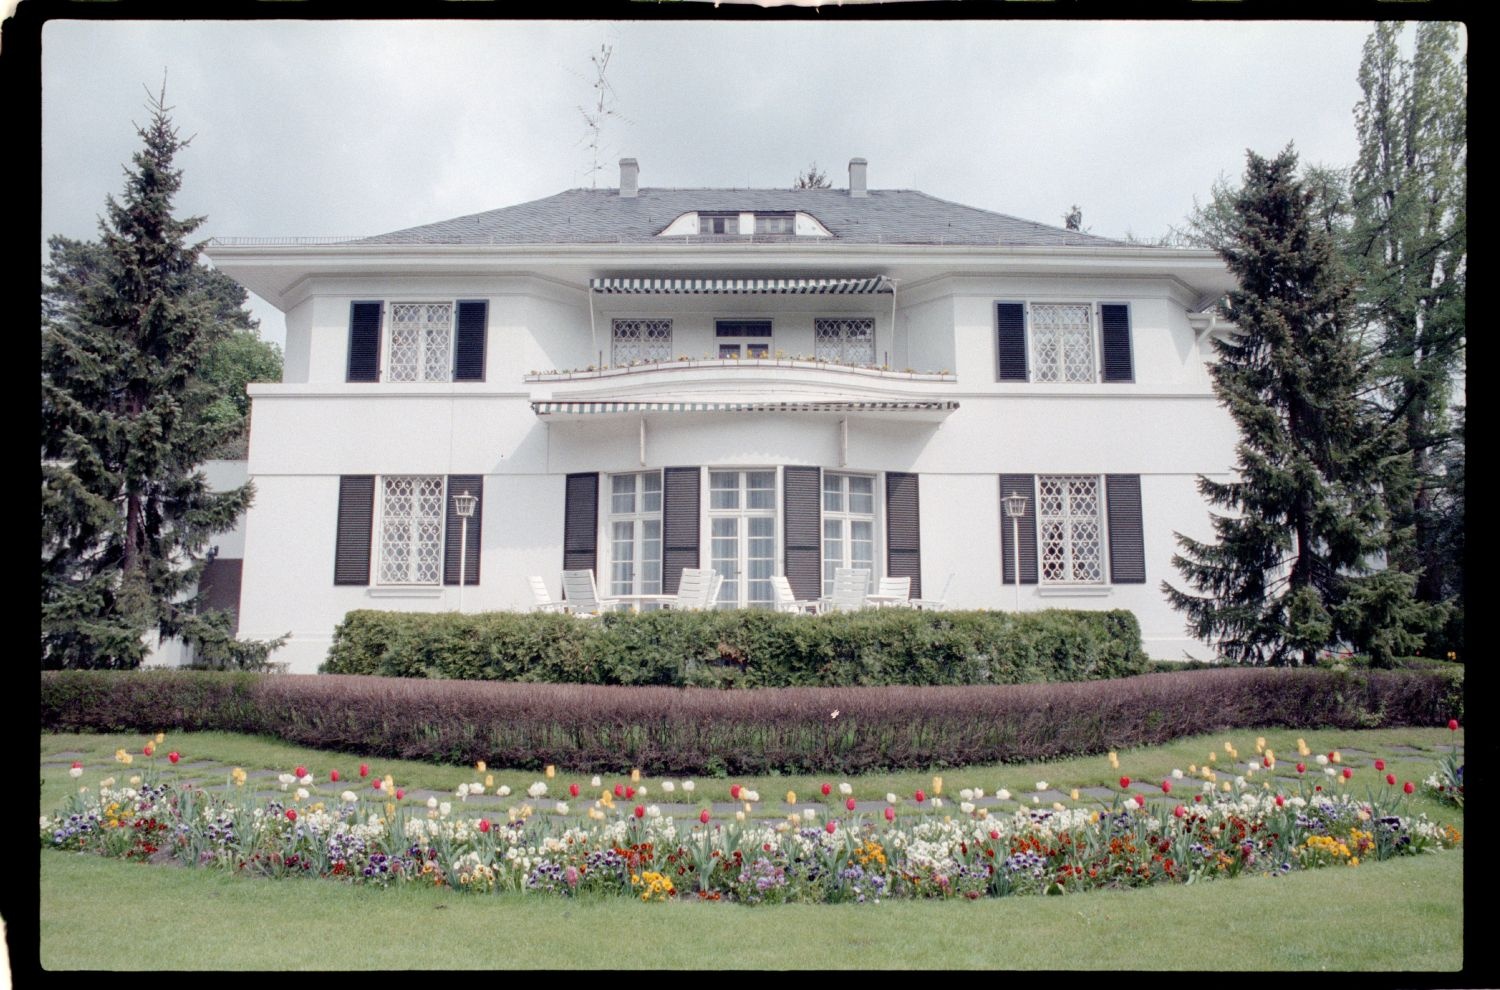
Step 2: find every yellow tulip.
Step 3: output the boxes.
[631,768,641,783]
[485,774,494,788]
[1331,751,1342,764]
[476,760,487,774]
[1070,788,1080,801]
[545,765,556,779]
[786,791,797,805]
[932,776,943,795]
[1209,752,1217,762]
[1108,751,1119,769]
[1221,781,1231,792]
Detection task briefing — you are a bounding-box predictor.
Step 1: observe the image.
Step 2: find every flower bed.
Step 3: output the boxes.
[43,737,1461,904]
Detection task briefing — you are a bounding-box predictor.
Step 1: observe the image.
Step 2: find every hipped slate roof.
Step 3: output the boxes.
[355,188,1127,248]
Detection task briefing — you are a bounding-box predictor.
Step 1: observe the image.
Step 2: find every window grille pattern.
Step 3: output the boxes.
[1030,303,1094,383]
[378,476,445,584]
[389,303,454,382]
[612,319,673,365]
[1037,475,1103,582]
[814,318,876,365]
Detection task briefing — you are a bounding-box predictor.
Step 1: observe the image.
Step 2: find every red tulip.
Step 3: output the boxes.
[359,764,369,778]
[1342,768,1353,780]
[914,789,926,803]
[989,830,1000,841]
[373,779,382,790]
[1172,804,1185,818]
[1119,776,1131,789]
[1275,794,1284,807]
[168,752,180,764]
[1328,752,1336,761]
[478,818,490,832]
[285,809,297,821]
[330,770,340,782]
[884,807,895,822]
[569,783,580,798]
[699,809,710,824]
[1262,756,1272,768]
[1385,773,1395,786]
[1449,719,1459,731]
[1161,780,1171,794]
[1374,759,1385,771]
[615,784,625,798]
[1403,781,1415,794]
[730,784,742,799]
[821,783,832,796]
[825,820,836,834]
[634,805,645,819]
[845,797,856,812]
[625,786,635,799]
[294,766,307,779]
[1134,795,1146,808]
[395,789,405,800]
[1315,785,1323,792]
[1193,794,1202,803]
[143,745,154,757]
[70,761,81,769]
[1296,762,1306,774]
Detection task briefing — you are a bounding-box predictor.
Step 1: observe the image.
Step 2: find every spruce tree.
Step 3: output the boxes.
[1164,147,1407,666]
[41,87,255,669]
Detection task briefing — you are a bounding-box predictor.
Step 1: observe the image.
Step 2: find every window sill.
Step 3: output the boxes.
[367,585,444,599]
[1036,585,1113,598]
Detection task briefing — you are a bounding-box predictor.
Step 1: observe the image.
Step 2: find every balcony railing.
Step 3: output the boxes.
[524,356,954,384]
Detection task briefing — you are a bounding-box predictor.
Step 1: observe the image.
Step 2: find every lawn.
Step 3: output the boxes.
[38,726,1465,970]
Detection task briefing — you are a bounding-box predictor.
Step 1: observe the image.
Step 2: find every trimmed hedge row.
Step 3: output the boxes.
[42,667,1464,774]
[322,608,1150,686]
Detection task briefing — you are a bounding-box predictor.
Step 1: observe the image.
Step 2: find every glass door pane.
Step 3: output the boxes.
[746,516,775,606]
[711,516,739,607]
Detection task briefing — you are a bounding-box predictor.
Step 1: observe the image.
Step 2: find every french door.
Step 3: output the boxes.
[708,469,777,609]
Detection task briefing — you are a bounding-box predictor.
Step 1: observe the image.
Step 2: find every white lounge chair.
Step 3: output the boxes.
[705,570,725,609]
[528,576,570,614]
[660,568,716,610]
[821,567,871,613]
[866,576,912,608]
[771,575,820,614]
[560,569,620,616]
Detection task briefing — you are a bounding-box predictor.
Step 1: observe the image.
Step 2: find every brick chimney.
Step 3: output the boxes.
[620,158,639,198]
[849,158,868,198]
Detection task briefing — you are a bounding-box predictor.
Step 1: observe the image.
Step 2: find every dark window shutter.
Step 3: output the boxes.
[999,474,1038,585]
[1100,304,1134,383]
[453,300,488,382]
[1106,474,1146,583]
[443,475,483,585]
[996,302,1027,382]
[885,472,921,598]
[563,473,599,575]
[334,475,375,585]
[783,466,822,601]
[347,302,382,383]
[661,466,701,595]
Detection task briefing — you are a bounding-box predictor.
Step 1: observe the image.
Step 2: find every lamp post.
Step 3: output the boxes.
[1002,491,1029,612]
[453,490,478,612]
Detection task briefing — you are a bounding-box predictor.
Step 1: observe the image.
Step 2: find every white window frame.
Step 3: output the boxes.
[714,319,774,359]
[374,474,447,586]
[707,467,779,609]
[611,318,673,367]
[606,471,663,597]
[820,472,878,598]
[698,212,740,235]
[1027,302,1099,384]
[1035,474,1108,585]
[385,301,456,383]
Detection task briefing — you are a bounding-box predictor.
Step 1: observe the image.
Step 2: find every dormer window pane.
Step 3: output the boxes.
[754,213,794,235]
[699,213,739,235]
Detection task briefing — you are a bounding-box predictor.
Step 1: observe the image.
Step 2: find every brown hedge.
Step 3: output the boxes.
[41,667,1463,774]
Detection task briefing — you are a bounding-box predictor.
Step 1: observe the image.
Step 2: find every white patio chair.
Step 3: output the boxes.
[660,568,715,610]
[821,567,871,613]
[771,575,821,614]
[560,569,620,616]
[528,576,570,614]
[867,576,912,608]
[705,570,725,609]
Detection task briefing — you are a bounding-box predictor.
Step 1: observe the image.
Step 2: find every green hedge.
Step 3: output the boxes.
[321,608,1150,686]
[40,667,1464,774]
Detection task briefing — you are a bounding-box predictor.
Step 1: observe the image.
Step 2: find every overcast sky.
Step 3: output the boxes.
[41,18,1441,350]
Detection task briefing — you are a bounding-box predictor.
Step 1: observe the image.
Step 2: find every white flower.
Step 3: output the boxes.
[277,773,295,789]
[498,785,511,797]
[427,797,439,809]
[590,775,602,787]
[68,767,83,779]
[1315,754,1329,766]
[647,805,662,818]
[838,782,852,795]
[1235,776,1247,788]
[295,788,310,801]
[1171,769,1184,780]
[555,801,569,815]
[470,782,485,795]
[1032,796,1040,804]
[636,785,648,796]
[973,788,985,799]
[1035,781,1049,791]
[662,781,675,793]
[996,789,1011,801]
[886,792,898,805]
[932,797,943,808]
[744,789,759,803]
[960,802,975,814]
[1324,767,1337,777]
[298,774,313,786]
[528,781,548,798]
[439,802,452,816]
[341,790,358,803]
[682,780,695,793]
[458,783,471,798]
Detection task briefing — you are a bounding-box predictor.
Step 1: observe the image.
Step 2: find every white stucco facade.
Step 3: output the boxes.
[210,169,1239,674]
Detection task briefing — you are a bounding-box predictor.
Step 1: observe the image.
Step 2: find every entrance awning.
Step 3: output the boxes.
[589,276,893,295]
[533,399,957,416]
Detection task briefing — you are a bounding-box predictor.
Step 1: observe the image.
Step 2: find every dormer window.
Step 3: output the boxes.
[754,213,795,235]
[699,212,740,235]
[659,211,833,238]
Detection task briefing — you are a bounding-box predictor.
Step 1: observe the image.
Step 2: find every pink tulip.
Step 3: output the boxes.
[884,807,895,822]
[845,797,856,812]
[359,763,369,778]
[633,805,645,819]
[825,820,836,834]
[1172,804,1185,818]
[699,809,710,824]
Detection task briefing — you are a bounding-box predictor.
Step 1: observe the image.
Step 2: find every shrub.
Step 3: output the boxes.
[323,608,1150,687]
[42,666,1463,775]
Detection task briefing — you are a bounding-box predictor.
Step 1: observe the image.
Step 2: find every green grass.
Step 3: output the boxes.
[40,848,1462,970]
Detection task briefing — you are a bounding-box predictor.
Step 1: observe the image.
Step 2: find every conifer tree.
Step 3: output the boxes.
[1163,147,1412,666]
[41,86,256,668]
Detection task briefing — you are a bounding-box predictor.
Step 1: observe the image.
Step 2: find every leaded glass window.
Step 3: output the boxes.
[388,303,454,382]
[1029,303,1095,383]
[611,319,673,366]
[378,476,445,584]
[1037,475,1104,583]
[814,318,876,365]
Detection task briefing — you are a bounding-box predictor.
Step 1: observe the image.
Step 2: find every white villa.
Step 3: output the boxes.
[205,158,1239,674]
